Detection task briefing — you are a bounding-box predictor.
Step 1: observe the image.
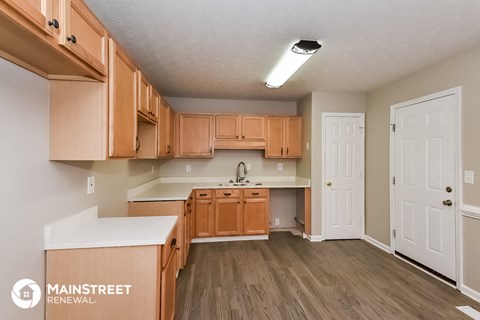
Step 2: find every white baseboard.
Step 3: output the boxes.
[307,235,324,242]
[364,235,392,253]
[462,284,480,304]
[191,235,268,243]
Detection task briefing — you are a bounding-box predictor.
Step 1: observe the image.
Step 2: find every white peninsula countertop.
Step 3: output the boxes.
[128,176,311,202]
[45,206,177,250]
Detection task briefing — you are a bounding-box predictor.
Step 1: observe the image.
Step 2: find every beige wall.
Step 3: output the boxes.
[296,93,312,179]
[365,45,480,292]
[0,58,158,319]
[309,92,366,236]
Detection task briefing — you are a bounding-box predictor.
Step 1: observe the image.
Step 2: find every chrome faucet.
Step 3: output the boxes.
[236,162,248,182]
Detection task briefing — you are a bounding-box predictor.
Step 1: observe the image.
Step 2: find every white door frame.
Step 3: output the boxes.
[322,112,365,240]
[389,87,463,287]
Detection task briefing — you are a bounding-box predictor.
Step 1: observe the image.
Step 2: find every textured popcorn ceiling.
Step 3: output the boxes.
[85,0,480,101]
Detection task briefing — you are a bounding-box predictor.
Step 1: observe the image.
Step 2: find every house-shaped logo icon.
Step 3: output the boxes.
[19,285,34,300]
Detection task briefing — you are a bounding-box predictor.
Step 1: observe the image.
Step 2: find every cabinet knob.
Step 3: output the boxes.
[48,19,59,29]
[67,35,77,44]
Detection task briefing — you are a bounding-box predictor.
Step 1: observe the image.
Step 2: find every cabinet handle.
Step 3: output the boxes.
[223,192,232,196]
[281,147,283,155]
[238,201,240,204]
[287,147,289,155]
[48,19,59,29]
[236,135,239,138]
[244,201,246,204]
[186,203,191,207]
[209,202,211,205]
[135,136,140,152]
[67,35,77,44]
[252,192,260,196]
[170,238,177,248]
[242,135,245,139]
[199,193,207,197]
[167,145,171,155]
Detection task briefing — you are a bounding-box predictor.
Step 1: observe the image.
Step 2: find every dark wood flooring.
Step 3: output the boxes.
[175,232,480,319]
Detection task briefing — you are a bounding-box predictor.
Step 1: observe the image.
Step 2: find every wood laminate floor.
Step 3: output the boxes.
[175,232,480,319]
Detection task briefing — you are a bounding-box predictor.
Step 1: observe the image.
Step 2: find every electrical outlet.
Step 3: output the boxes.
[186,164,191,173]
[465,170,474,184]
[151,165,155,174]
[275,218,280,226]
[306,142,310,150]
[246,163,251,170]
[277,163,283,171]
[87,176,95,195]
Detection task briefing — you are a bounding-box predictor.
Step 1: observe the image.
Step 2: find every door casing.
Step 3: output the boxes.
[389,87,463,287]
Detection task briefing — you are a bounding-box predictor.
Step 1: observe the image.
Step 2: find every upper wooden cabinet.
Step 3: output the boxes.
[149,88,160,123]
[266,116,302,158]
[158,98,174,158]
[1,0,55,36]
[108,38,137,158]
[175,113,214,158]
[136,71,150,119]
[58,0,108,75]
[214,115,266,149]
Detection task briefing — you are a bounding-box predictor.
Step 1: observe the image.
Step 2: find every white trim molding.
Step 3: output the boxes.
[307,235,324,242]
[364,235,392,254]
[462,204,480,220]
[461,284,480,304]
[191,235,268,243]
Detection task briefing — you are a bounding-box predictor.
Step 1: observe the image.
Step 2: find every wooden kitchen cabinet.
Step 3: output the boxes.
[108,38,137,158]
[243,189,270,235]
[175,113,214,158]
[158,99,174,157]
[214,115,266,149]
[266,116,302,158]
[1,0,56,36]
[195,190,214,237]
[214,189,243,236]
[150,87,160,123]
[136,70,151,121]
[184,192,194,259]
[46,234,177,320]
[128,201,186,270]
[58,0,108,75]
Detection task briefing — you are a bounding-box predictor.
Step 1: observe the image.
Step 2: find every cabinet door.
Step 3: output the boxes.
[244,198,269,235]
[285,117,302,158]
[150,88,160,123]
[108,39,137,158]
[59,0,107,75]
[168,106,175,156]
[176,114,213,158]
[242,116,265,140]
[161,250,176,320]
[266,116,284,158]
[214,198,243,236]
[195,199,214,237]
[215,115,239,140]
[2,0,55,35]
[137,71,150,118]
[158,99,168,157]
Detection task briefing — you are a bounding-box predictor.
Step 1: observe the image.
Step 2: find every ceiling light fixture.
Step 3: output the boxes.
[265,40,321,89]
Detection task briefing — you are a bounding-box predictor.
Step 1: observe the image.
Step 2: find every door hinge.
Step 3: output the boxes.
[393,229,396,238]
[392,176,396,185]
[392,124,396,132]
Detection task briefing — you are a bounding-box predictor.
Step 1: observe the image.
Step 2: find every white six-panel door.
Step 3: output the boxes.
[393,93,457,280]
[323,114,364,239]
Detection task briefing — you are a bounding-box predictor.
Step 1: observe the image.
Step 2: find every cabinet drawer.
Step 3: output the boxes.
[215,189,240,198]
[195,190,212,199]
[162,225,177,268]
[244,188,269,198]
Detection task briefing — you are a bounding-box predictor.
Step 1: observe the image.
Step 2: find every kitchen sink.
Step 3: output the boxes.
[218,182,262,187]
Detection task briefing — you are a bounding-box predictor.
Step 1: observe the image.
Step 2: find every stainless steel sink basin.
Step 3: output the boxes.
[218,182,262,187]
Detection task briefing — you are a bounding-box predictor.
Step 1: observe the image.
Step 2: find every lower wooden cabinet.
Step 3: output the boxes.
[128,201,187,270]
[46,228,177,320]
[194,188,269,238]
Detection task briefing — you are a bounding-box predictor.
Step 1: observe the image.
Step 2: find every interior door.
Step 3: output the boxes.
[393,93,457,280]
[324,114,364,239]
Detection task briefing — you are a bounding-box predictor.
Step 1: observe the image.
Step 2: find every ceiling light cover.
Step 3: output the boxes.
[265,40,321,89]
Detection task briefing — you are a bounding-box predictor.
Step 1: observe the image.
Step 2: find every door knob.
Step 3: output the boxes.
[326,182,332,186]
[442,200,453,206]
[446,186,452,193]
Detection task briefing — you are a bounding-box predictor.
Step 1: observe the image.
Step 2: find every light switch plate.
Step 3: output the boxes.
[87,176,95,194]
[464,170,474,184]
[277,163,283,171]
[186,164,191,173]
[306,142,310,150]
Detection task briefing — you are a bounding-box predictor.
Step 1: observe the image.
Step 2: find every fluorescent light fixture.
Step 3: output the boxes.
[265,40,321,89]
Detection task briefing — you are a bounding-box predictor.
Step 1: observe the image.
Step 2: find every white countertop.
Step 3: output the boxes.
[129,176,310,202]
[45,206,177,250]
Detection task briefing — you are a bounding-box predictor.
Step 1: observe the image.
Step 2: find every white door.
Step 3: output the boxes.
[393,93,457,280]
[324,114,364,239]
